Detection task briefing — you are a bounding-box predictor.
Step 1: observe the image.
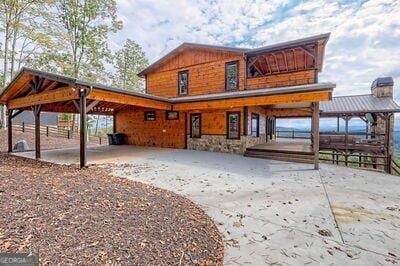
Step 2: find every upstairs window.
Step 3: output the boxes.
[178,70,188,95]
[225,61,239,91]
[251,113,260,137]
[227,112,240,139]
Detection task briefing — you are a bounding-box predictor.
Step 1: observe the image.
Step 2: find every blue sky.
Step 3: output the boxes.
[111,0,400,129]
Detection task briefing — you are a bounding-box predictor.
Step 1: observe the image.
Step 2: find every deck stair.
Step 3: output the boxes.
[244,145,315,164]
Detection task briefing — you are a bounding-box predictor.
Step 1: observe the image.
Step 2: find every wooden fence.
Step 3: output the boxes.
[12,122,105,145]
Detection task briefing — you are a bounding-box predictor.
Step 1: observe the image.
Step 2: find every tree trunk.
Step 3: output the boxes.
[1,21,10,129]
[10,25,19,80]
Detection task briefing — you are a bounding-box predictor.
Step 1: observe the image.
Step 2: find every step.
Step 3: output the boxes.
[245,150,315,160]
[246,147,314,156]
[244,152,315,164]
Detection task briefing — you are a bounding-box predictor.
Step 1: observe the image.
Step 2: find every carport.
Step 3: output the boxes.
[0,68,172,167]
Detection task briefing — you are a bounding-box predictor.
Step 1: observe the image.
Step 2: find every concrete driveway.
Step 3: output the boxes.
[17,146,400,264]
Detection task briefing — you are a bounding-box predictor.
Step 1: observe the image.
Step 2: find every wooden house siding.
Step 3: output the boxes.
[245,70,315,90]
[146,52,315,97]
[147,55,245,97]
[115,107,186,149]
[186,108,244,136]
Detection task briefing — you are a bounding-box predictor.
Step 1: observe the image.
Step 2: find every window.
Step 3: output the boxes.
[251,113,260,137]
[190,114,201,138]
[227,112,240,139]
[178,70,188,95]
[144,111,156,121]
[166,111,179,120]
[225,61,238,91]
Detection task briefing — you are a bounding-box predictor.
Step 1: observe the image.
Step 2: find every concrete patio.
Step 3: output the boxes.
[16,145,400,265]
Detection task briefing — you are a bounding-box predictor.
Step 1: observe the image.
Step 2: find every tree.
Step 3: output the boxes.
[48,0,122,133]
[112,39,148,92]
[0,0,52,128]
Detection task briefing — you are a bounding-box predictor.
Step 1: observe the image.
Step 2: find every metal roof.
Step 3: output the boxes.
[321,94,400,114]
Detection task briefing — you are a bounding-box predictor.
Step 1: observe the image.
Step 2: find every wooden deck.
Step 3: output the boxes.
[245,138,314,164]
[247,138,313,154]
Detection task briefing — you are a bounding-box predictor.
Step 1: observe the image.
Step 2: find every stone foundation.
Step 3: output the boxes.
[187,134,266,154]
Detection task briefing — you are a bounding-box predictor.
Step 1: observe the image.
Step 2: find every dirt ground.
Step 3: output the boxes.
[0,153,224,264]
[0,130,100,152]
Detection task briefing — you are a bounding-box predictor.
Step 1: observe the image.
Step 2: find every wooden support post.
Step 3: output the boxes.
[184,112,188,149]
[32,105,41,160]
[385,113,392,173]
[243,106,248,136]
[337,116,340,133]
[113,113,116,133]
[7,109,13,153]
[22,122,25,132]
[343,116,350,166]
[312,102,320,170]
[79,89,88,168]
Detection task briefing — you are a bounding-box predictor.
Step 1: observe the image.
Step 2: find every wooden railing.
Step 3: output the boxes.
[276,130,384,139]
[318,151,400,175]
[12,122,105,144]
[391,158,400,175]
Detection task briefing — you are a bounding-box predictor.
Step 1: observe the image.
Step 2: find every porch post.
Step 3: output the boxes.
[337,116,340,133]
[79,89,88,168]
[385,113,392,173]
[7,109,13,153]
[32,105,42,159]
[312,102,320,170]
[113,112,116,133]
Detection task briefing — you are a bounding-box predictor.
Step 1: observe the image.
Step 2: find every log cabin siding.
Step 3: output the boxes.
[245,70,315,90]
[186,108,244,136]
[147,55,246,97]
[115,107,185,149]
[147,54,315,97]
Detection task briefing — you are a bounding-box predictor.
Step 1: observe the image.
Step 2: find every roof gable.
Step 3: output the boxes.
[138,44,247,76]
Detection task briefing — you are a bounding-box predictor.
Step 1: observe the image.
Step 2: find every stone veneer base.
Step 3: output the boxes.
[187,134,266,154]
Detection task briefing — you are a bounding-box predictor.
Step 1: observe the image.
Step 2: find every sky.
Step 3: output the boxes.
[111,0,400,129]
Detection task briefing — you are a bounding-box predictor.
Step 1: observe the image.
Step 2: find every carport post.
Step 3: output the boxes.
[32,105,41,159]
[7,109,13,153]
[312,102,320,170]
[79,89,88,168]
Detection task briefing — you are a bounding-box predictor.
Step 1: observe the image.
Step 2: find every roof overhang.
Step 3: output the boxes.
[171,83,334,111]
[1,68,335,113]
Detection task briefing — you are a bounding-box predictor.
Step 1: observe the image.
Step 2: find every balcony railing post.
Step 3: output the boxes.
[46,126,49,136]
[22,122,25,132]
[292,130,295,139]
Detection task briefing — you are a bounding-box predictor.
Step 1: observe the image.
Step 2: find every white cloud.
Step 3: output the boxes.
[113,0,400,100]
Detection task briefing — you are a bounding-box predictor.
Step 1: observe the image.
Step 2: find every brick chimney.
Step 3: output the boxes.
[371,77,394,98]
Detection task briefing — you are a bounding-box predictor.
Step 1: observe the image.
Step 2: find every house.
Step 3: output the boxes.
[0,33,335,168]
[118,33,333,153]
